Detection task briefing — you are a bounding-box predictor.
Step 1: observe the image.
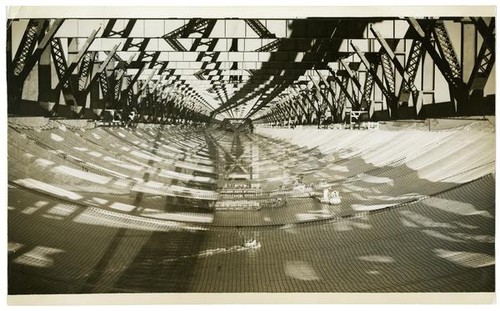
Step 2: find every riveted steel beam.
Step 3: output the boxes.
[256,39,283,52]
[298,83,321,115]
[380,52,396,95]
[289,85,311,118]
[8,19,64,114]
[351,42,398,117]
[12,19,47,78]
[20,19,64,80]
[433,21,462,80]
[308,75,331,109]
[326,65,357,110]
[50,38,78,107]
[102,19,137,38]
[467,17,495,94]
[400,39,423,104]
[408,18,471,113]
[361,61,377,112]
[370,25,419,105]
[285,94,301,118]
[82,44,120,97]
[245,19,277,39]
[54,28,100,93]
[407,18,466,91]
[471,17,495,50]
[315,69,339,114]
[78,52,96,92]
[339,58,362,90]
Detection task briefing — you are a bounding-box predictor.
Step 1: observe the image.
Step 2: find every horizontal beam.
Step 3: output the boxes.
[81,38,402,52]
[97,51,354,62]
[39,17,465,39]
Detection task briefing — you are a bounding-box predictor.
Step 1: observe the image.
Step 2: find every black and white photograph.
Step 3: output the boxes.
[4,3,497,306]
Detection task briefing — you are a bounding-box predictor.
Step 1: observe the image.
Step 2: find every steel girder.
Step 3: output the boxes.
[304,90,318,122]
[315,69,339,118]
[319,87,331,121]
[468,17,495,95]
[368,27,424,115]
[326,67,357,118]
[289,85,312,122]
[164,19,212,38]
[102,19,137,38]
[278,104,292,122]
[78,52,96,92]
[194,50,221,76]
[135,51,160,69]
[225,19,354,119]
[407,18,468,112]
[136,69,158,117]
[190,20,218,52]
[285,94,302,121]
[144,78,162,121]
[281,99,297,121]
[123,37,150,52]
[339,58,363,110]
[113,71,124,108]
[245,19,277,39]
[150,77,167,120]
[301,79,326,124]
[13,19,64,82]
[50,38,79,107]
[37,39,52,105]
[109,55,135,110]
[472,17,495,50]
[380,52,396,95]
[12,20,47,77]
[400,39,424,106]
[272,100,290,122]
[9,17,494,123]
[299,84,321,116]
[126,63,146,95]
[244,81,289,118]
[337,76,348,118]
[370,25,424,110]
[8,19,64,114]
[256,39,283,52]
[162,19,214,52]
[81,44,119,98]
[159,19,217,120]
[332,56,378,116]
[99,69,111,106]
[361,61,377,112]
[55,29,99,96]
[339,59,362,90]
[351,42,398,118]
[308,74,332,116]
[433,21,462,80]
[288,92,309,120]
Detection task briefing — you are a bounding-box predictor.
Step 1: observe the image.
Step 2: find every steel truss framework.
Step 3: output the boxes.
[7,16,495,124]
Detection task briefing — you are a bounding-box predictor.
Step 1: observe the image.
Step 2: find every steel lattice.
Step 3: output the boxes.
[245,19,276,38]
[13,20,40,76]
[433,22,462,79]
[380,53,396,94]
[78,52,94,91]
[362,64,376,109]
[50,39,70,89]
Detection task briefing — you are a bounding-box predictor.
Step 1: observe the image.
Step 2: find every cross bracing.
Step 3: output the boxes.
[7,16,495,123]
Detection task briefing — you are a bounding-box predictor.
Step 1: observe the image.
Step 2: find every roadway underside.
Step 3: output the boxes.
[7,122,495,294]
